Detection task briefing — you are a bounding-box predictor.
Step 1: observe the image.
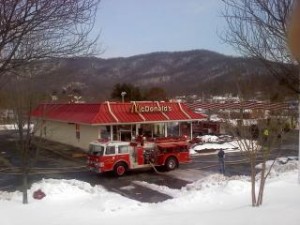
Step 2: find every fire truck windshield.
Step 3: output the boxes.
[89,144,104,156]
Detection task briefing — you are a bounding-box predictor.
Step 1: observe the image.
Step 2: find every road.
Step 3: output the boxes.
[0,130,298,203]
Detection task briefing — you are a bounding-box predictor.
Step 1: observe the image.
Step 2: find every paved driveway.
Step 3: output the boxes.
[0,130,298,203]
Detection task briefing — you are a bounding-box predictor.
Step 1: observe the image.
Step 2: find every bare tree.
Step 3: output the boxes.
[5,69,88,204]
[0,0,101,204]
[228,115,287,206]
[221,0,299,93]
[6,77,39,204]
[223,77,293,207]
[0,0,100,80]
[223,96,291,206]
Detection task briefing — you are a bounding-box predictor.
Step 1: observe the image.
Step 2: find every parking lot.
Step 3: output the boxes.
[0,130,298,203]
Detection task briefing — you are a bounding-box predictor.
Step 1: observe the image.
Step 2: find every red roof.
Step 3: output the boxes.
[186,102,289,110]
[31,101,206,125]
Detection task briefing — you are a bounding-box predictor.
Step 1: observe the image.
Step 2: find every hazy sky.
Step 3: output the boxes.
[95,0,237,58]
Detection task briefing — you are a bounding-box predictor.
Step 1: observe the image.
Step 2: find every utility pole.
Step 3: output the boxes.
[298,68,300,184]
[121,91,127,103]
[287,0,300,184]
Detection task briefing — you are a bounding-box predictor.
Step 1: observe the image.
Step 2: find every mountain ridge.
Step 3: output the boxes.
[30,49,290,101]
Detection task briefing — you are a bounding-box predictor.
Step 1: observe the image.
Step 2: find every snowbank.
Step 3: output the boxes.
[0,124,33,131]
[200,135,220,142]
[190,135,262,154]
[191,141,239,153]
[190,134,239,154]
[0,124,17,130]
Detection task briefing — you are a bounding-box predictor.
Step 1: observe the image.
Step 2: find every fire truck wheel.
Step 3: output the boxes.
[165,157,178,171]
[114,162,127,176]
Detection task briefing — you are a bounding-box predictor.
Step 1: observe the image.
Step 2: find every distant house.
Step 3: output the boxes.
[31,101,206,151]
[0,109,14,123]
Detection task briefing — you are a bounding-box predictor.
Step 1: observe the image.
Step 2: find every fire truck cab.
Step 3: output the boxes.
[87,137,190,176]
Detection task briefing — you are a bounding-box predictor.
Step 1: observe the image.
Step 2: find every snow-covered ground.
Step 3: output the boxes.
[0,124,33,131]
[190,135,240,155]
[0,124,17,130]
[190,141,239,154]
[0,159,299,225]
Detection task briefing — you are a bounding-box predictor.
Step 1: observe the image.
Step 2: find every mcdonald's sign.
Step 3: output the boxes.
[131,102,171,113]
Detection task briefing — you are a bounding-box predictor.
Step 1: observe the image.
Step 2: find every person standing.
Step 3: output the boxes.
[263,128,269,143]
[218,149,225,175]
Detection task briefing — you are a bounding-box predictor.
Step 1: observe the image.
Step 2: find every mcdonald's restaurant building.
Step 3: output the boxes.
[31,101,207,151]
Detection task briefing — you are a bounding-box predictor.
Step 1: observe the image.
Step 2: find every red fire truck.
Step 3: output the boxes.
[87,137,190,176]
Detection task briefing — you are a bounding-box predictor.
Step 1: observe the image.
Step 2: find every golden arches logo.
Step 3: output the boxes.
[130,102,171,113]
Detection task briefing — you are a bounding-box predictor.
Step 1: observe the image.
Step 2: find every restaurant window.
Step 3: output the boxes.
[100,126,110,141]
[153,123,164,137]
[167,122,179,136]
[180,122,190,136]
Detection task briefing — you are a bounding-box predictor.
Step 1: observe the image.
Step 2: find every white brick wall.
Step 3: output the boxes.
[35,120,100,151]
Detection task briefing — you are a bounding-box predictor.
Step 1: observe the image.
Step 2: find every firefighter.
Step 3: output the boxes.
[217,149,225,175]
